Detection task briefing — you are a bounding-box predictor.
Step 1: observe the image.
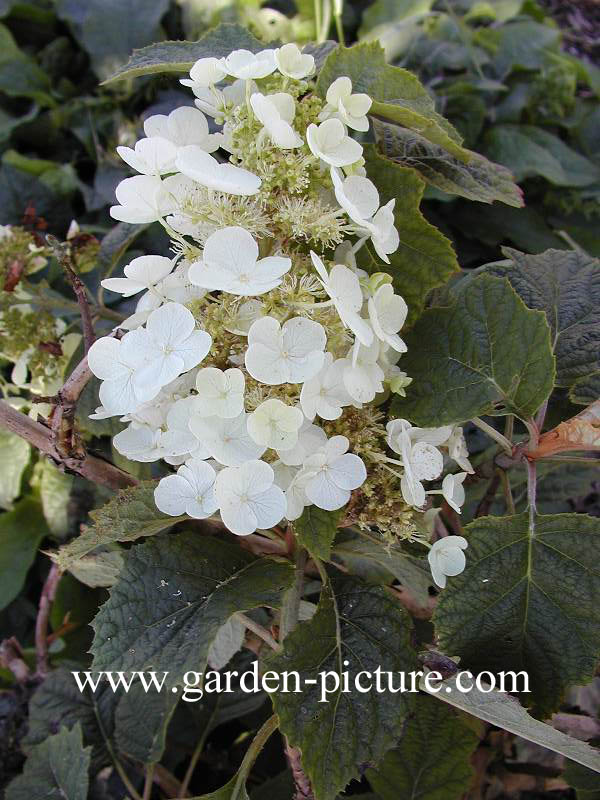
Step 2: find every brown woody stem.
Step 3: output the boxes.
[0,399,137,490]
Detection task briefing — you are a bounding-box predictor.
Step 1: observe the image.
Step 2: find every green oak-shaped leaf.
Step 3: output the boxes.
[434,513,600,717]
[364,146,459,325]
[479,248,600,388]
[54,482,184,571]
[103,24,263,84]
[392,274,555,425]
[265,572,418,800]
[373,118,523,207]
[367,694,478,800]
[293,506,343,562]
[7,724,91,800]
[91,533,294,686]
[316,42,468,161]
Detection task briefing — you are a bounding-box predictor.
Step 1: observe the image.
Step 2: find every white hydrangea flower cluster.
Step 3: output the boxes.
[88,44,473,549]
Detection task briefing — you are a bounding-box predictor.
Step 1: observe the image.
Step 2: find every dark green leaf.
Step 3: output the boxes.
[293,506,342,562]
[0,496,48,610]
[393,274,555,425]
[367,694,478,800]
[23,667,119,772]
[53,482,184,571]
[0,164,73,230]
[332,529,432,606]
[435,513,600,717]
[114,683,177,764]
[6,724,90,800]
[492,20,561,76]
[56,0,170,79]
[103,24,264,84]
[570,372,600,406]
[479,248,600,388]
[359,0,434,37]
[373,119,523,207]
[364,145,459,325]
[265,572,418,800]
[484,126,600,187]
[91,533,294,686]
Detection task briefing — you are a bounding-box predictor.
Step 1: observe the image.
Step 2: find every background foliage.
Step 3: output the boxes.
[0,0,599,799]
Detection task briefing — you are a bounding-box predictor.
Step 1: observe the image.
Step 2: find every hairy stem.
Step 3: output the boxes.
[47,235,95,353]
[472,417,513,454]
[234,612,281,652]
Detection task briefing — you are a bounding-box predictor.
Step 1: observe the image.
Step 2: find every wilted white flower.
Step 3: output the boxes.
[428,536,468,588]
[223,49,277,80]
[445,427,474,474]
[306,119,363,167]
[214,459,286,535]
[154,458,219,518]
[110,175,176,223]
[190,227,291,296]
[386,419,445,508]
[250,92,303,149]
[247,398,304,451]
[275,43,315,79]
[195,367,245,418]
[320,77,372,132]
[176,146,261,195]
[441,472,467,513]
[245,316,326,385]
